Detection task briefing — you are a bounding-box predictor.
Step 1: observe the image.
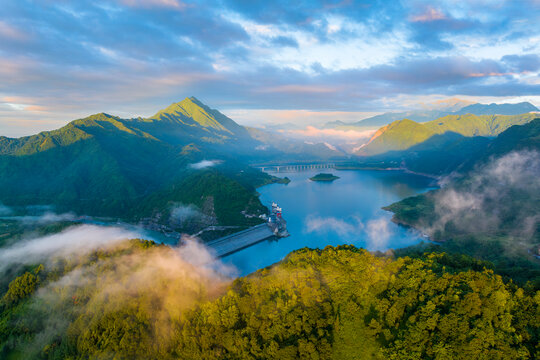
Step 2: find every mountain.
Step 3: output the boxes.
[1,242,537,359]
[455,101,539,115]
[137,97,255,148]
[323,101,539,130]
[385,119,540,281]
[320,120,349,129]
[352,109,451,128]
[246,127,345,160]
[0,98,294,235]
[356,113,537,156]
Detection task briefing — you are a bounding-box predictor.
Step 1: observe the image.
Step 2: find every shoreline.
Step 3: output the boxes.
[260,165,441,182]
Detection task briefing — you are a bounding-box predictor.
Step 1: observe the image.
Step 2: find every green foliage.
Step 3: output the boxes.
[309,173,340,181]
[386,120,540,287]
[1,271,40,306]
[0,98,278,231]
[0,244,538,359]
[360,113,537,156]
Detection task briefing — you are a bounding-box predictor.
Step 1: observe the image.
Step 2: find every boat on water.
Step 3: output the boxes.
[268,202,289,237]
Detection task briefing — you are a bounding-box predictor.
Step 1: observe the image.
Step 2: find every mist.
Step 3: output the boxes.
[0,225,142,273]
[429,150,540,244]
[189,159,221,169]
[170,204,202,225]
[304,214,399,251]
[0,202,12,216]
[4,225,235,357]
[0,211,77,225]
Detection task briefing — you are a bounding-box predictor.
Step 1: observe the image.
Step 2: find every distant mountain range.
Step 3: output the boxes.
[0,97,344,234]
[454,102,539,115]
[356,113,538,156]
[323,101,539,129]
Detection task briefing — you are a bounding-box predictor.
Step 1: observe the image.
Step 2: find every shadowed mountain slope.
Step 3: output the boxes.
[356,113,537,156]
[0,99,287,231]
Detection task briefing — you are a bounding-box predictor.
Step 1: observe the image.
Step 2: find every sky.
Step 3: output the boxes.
[0,0,539,136]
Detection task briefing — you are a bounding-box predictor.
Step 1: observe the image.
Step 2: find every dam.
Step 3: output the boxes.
[206,202,288,257]
[206,223,276,257]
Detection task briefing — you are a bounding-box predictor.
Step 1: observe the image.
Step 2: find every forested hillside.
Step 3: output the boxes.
[1,241,537,359]
[357,113,537,156]
[0,98,322,234]
[385,120,540,285]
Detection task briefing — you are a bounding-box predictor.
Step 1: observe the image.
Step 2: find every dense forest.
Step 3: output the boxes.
[1,239,538,359]
[386,120,540,287]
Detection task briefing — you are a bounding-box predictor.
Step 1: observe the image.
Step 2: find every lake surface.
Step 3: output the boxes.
[222,169,436,276]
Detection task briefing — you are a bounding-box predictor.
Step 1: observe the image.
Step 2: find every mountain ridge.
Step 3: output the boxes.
[356,112,538,156]
[322,101,539,130]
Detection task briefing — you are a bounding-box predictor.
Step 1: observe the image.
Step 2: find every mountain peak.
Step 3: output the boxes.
[148,97,249,138]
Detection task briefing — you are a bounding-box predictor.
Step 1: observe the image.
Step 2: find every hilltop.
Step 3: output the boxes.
[0,98,309,237]
[323,101,539,130]
[356,112,537,156]
[385,119,540,284]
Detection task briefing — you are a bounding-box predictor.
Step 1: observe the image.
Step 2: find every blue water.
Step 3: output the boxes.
[222,169,436,276]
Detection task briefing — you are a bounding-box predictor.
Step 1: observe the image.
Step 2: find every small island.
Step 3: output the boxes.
[309,173,340,182]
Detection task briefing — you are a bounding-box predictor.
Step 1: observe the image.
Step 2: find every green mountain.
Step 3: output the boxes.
[1,242,537,359]
[385,119,540,282]
[0,98,287,234]
[322,101,538,130]
[353,109,451,128]
[135,97,255,147]
[357,113,537,156]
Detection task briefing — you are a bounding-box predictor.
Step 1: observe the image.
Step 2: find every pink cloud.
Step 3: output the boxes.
[257,85,339,94]
[0,21,29,41]
[119,0,187,10]
[288,126,376,140]
[410,7,446,22]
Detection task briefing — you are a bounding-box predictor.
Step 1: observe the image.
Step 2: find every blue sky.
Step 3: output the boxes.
[0,0,539,136]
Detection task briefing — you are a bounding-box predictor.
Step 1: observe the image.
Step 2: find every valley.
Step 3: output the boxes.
[0,98,539,360]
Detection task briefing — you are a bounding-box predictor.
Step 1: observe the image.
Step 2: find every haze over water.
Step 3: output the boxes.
[223,169,436,275]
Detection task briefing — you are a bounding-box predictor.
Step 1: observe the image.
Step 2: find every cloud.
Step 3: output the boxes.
[119,0,187,10]
[168,203,218,231]
[17,233,235,357]
[428,150,540,242]
[410,7,446,22]
[0,20,29,41]
[304,214,399,251]
[0,203,12,216]
[270,35,299,48]
[0,225,143,273]
[178,235,237,276]
[1,0,539,136]
[305,215,363,237]
[287,126,376,139]
[257,85,340,95]
[365,217,392,249]
[1,211,77,225]
[501,54,540,73]
[189,159,221,169]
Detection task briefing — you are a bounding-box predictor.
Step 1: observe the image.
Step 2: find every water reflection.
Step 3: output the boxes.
[223,169,436,275]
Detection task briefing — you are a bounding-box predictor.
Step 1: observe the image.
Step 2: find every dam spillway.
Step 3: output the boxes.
[206,223,276,257]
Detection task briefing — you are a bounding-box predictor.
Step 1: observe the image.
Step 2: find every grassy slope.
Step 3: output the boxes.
[359,113,537,156]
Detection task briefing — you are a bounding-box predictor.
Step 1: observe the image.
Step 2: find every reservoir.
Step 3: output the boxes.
[222,169,436,276]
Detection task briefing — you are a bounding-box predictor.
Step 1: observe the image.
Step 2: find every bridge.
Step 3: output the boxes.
[255,163,336,172]
[206,223,276,257]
